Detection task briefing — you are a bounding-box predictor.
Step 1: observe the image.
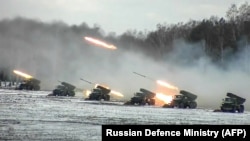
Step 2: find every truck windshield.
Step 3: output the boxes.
[224,98,233,103]
[175,95,182,98]
[93,89,101,92]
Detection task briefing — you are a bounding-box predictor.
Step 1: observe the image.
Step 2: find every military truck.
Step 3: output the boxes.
[48,81,76,97]
[220,93,245,113]
[163,90,197,108]
[124,88,156,105]
[16,78,41,91]
[85,85,111,101]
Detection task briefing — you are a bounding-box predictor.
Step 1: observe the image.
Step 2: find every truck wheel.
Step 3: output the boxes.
[88,95,93,100]
[68,91,75,97]
[150,99,155,105]
[27,85,33,90]
[104,95,110,101]
[33,85,40,91]
[239,105,244,113]
[178,103,184,108]
[124,101,131,105]
[231,107,236,113]
[19,84,24,90]
[146,99,155,105]
[221,107,226,112]
[163,104,173,108]
[140,101,146,105]
[189,102,197,109]
[98,96,103,101]
[130,101,136,105]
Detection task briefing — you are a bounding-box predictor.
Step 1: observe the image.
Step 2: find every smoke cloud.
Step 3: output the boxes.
[0,17,249,110]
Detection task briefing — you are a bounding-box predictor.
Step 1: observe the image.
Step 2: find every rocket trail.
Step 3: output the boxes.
[13,70,33,79]
[133,72,155,81]
[133,72,146,77]
[80,78,94,84]
[84,36,117,50]
[133,71,179,91]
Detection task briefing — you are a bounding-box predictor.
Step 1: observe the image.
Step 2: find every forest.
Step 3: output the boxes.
[0,2,249,82]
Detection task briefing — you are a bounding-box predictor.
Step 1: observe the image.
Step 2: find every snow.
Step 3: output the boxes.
[0,89,250,140]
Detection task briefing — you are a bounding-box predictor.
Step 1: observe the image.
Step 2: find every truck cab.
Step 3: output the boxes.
[163,90,197,109]
[223,97,236,104]
[220,93,245,113]
[17,78,41,91]
[86,85,111,101]
[124,88,156,106]
[48,81,76,97]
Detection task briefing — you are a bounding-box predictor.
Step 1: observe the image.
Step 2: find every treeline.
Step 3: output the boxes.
[0,67,18,85]
[114,2,250,63]
[0,2,250,81]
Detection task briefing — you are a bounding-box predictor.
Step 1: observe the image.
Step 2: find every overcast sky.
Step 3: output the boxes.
[0,0,247,35]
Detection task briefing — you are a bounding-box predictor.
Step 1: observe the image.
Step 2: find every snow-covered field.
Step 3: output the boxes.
[0,89,250,141]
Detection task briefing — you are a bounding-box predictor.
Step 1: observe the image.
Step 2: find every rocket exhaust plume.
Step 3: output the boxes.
[84,36,117,50]
[13,70,33,79]
[133,71,179,91]
[156,93,173,104]
[111,90,124,97]
[84,90,92,97]
[80,78,124,97]
[94,84,124,97]
[156,80,179,91]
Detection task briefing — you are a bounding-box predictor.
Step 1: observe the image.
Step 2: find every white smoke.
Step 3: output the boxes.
[0,17,249,110]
